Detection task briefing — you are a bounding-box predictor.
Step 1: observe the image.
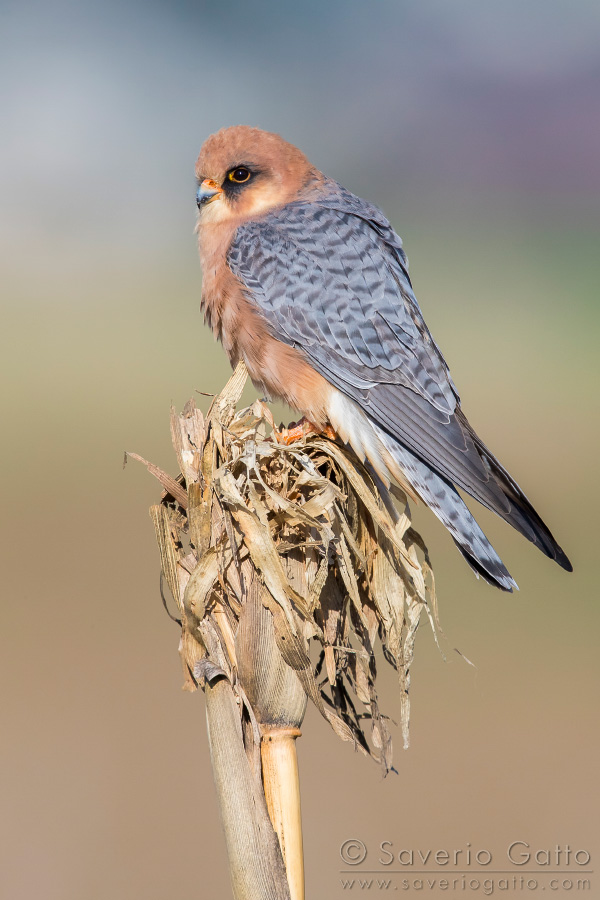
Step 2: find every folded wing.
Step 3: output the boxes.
[227,183,571,573]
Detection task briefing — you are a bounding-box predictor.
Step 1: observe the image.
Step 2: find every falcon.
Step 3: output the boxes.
[195,125,572,591]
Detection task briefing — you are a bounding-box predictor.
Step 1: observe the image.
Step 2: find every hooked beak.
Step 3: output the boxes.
[196,178,222,208]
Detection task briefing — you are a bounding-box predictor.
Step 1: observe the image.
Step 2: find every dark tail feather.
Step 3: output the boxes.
[454,542,516,592]
[465,424,573,573]
[377,427,518,591]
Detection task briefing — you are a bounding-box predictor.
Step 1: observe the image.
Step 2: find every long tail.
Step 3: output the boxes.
[327,392,570,591]
[375,426,518,591]
[456,411,573,573]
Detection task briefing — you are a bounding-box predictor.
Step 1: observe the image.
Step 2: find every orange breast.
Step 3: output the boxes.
[198,218,333,426]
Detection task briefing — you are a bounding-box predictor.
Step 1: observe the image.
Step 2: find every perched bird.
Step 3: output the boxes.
[195,125,572,591]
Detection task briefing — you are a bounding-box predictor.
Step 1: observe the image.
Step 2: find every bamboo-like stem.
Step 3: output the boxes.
[261,726,304,900]
[204,670,292,900]
[236,572,307,899]
[141,365,435,897]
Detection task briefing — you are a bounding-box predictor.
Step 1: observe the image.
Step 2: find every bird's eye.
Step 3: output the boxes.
[228,167,251,184]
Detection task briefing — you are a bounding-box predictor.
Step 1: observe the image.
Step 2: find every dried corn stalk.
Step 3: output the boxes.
[133,360,438,763]
[130,362,439,898]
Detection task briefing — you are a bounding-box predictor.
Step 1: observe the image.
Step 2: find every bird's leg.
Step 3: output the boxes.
[274,416,337,445]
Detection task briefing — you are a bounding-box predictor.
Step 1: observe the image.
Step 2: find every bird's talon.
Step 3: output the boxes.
[273,417,337,445]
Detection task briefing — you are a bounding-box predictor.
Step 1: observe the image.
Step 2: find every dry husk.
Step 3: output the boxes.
[132,362,439,775]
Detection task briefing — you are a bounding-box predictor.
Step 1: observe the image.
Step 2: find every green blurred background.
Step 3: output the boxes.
[1,1,598,897]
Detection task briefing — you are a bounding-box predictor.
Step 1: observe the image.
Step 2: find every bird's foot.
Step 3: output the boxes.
[273,416,337,445]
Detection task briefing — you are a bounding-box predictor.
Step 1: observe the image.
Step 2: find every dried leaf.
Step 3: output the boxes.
[139,363,440,774]
[131,453,188,508]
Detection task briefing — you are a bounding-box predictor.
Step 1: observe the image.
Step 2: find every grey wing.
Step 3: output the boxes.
[228,188,571,571]
[228,191,498,505]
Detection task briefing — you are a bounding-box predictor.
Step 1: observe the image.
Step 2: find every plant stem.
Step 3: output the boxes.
[261,726,304,900]
[205,672,291,900]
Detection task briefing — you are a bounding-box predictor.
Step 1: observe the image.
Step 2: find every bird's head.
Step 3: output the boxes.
[195,126,315,224]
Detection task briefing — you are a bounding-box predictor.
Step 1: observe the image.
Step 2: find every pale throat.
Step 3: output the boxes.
[199,181,290,225]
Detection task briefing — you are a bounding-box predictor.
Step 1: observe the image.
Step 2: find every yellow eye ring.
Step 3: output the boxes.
[228,166,251,183]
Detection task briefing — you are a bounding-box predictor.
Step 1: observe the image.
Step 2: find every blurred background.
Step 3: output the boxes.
[1,1,598,897]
